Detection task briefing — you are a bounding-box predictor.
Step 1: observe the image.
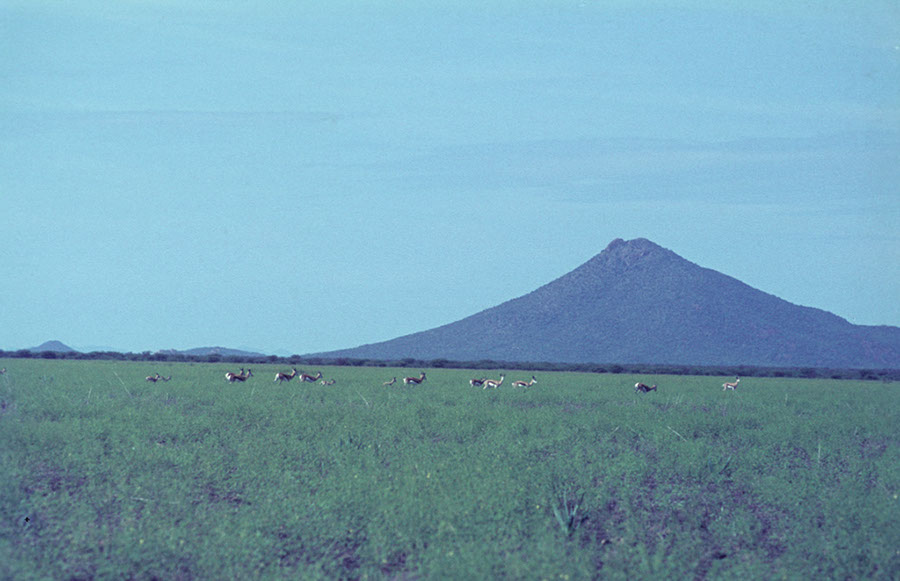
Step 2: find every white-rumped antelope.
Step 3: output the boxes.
[634,382,657,393]
[226,368,252,383]
[483,374,505,389]
[512,375,537,388]
[274,368,298,383]
[403,372,426,385]
[299,371,323,383]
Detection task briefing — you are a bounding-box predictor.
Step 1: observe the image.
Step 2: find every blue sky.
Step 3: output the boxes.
[2,1,898,355]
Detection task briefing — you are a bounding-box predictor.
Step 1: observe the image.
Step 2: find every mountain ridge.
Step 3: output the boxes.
[313,238,900,368]
[156,346,265,357]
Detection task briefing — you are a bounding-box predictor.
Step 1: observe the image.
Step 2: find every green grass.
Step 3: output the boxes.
[1,359,898,579]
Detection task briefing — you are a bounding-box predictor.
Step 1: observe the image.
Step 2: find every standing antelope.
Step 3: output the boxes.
[512,375,537,388]
[383,377,397,386]
[145,373,161,383]
[483,374,505,389]
[403,372,427,385]
[722,377,741,391]
[299,370,323,383]
[274,368,298,383]
[469,377,487,387]
[634,382,657,393]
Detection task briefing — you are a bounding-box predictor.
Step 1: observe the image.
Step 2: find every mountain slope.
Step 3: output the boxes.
[315,238,900,368]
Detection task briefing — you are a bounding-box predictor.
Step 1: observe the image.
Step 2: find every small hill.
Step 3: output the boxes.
[30,340,78,353]
[156,346,265,357]
[314,238,900,369]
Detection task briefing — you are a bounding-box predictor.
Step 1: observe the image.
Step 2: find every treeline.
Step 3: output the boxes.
[2,349,897,382]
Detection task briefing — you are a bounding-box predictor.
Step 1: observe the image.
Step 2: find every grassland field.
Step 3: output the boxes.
[0,358,897,580]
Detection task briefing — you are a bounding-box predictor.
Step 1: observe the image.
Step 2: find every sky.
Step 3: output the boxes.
[1,1,898,356]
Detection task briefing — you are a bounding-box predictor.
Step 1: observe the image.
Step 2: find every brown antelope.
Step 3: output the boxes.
[512,375,537,388]
[634,382,657,393]
[145,373,161,383]
[383,377,397,386]
[274,368,298,383]
[469,377,487,387]
[403,372,427,385]
[483,374,505,389]
[320,379,336,386]
[0,368,6,375]
[226,368,252,383]
[299,371,323,383]
[722,377,740,391]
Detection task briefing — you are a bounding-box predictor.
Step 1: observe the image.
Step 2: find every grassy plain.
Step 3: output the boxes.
[1,358,897,580]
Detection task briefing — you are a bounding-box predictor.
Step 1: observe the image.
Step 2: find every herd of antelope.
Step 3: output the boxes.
[135,368,742,393]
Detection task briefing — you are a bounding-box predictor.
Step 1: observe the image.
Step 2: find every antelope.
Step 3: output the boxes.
[299,370,323,383]
[0,368,6,374]
[226,368,252,383]
[483,374,505,389]
[159,375,172,382]
[512,375,537,388]
[145,373,161,382]
[383,377,397,386]
[469,377,487,387]
[634,382,657,393]
[274,368,298,383]
[320,379,336,386]
[722,377,741,391]
[403,372,427,385]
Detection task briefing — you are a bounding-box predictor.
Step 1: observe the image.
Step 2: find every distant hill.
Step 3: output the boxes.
[156,346,265,358]
[30,340,79,353]
[314,238,900,369]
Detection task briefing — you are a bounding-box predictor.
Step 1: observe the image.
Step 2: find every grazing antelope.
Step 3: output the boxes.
[274,368,298,383]
[383,377,396,386]
[226,368,252,383]
[722,377,741,391]
[299,370,323,383]
[483,374,505,389]
[469,377,487,387]
[634,382,657,393]
[403,372,427,385]
[145,373,161,383]
[512,375,538,388]
[320,379,336,386]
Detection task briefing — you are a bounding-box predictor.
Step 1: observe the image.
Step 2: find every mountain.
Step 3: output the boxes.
[156,346,265,357]
[30,340,79,353]
[314,238,900,369]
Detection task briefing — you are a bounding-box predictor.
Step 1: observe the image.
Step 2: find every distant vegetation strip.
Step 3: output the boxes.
[1,349,896,382]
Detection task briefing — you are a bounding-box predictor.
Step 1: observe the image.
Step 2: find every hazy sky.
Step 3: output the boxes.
[2,1,898,355]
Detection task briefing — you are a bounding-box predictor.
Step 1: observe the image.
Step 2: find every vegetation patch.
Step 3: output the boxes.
[1,359,897,579]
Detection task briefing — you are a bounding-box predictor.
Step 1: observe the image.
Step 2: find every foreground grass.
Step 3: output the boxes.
[0,359,897,579]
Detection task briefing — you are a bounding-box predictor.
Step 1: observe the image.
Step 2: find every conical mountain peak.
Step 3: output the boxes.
[582,237,675,272]
[315,238,900,368]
